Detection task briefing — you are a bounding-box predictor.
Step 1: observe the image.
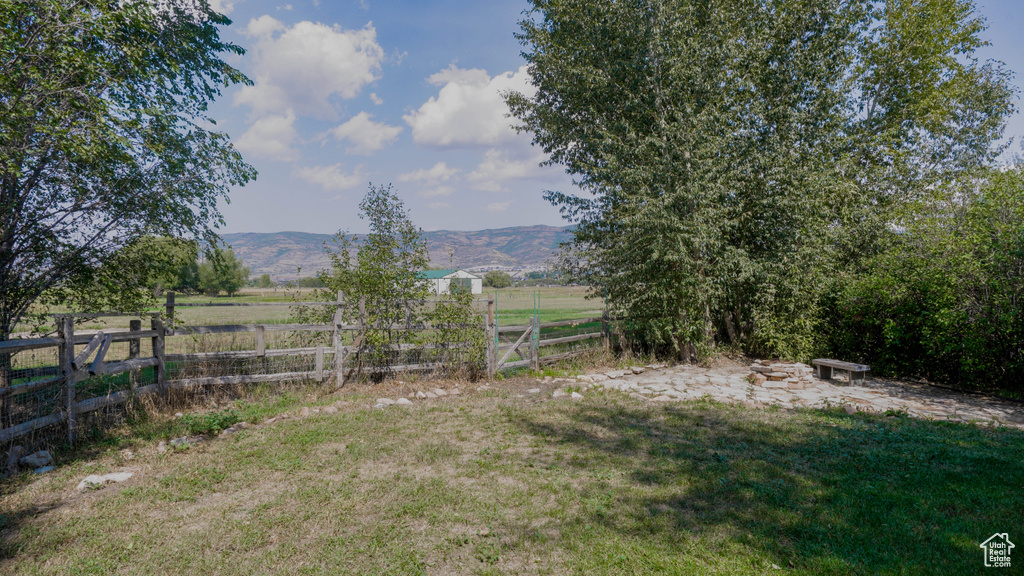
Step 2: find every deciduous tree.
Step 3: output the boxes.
[508,0,1015,360]
[198,247,249,297]
[0,0,255,341]
[483,271,513,289]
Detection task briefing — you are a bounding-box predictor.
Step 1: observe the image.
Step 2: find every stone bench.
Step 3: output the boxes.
[812,359,870,386]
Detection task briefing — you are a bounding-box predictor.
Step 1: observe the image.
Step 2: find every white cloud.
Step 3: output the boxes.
[486,201,512,212]
[397,162,460,185]
[245,15,284,38]
[329,111,402,155]
[404,64,534,147]
[209,0,235,15]
[235,19,383,118]
[428,202,451,210]
[369,93,384,106]
[420,185,454,198]
[468,148,548,192]
[294,163,368,192]
[235,110,298,160]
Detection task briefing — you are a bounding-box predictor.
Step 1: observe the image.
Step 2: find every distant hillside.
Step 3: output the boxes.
[222,225,573,280]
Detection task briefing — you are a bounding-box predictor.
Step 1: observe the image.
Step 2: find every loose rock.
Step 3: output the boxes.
[526,388,541,394]
[7,446,26,475]
[552,390,567,398]
[76,472,134,491]
[571,392,584,400]
[19,450,54,469]
[396,398,414,406]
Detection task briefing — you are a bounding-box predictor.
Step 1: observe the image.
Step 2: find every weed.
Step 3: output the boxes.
[178,408,240,435]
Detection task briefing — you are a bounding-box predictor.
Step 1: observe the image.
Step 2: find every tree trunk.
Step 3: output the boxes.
[723,311,738,344]
[734,309,746,340]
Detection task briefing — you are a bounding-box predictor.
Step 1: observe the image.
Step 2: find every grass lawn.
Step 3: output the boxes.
[2,384,1021,575]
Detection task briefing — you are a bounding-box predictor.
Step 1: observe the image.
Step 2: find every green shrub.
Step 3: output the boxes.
[179,409,241,435]
[830,168,1024,395]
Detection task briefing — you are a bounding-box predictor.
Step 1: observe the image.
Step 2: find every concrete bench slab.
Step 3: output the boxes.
[812,358,870,386]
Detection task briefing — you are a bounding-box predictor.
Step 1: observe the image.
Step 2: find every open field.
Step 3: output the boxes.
[485,286,599,326]
[2,380,1021,575]
[14,286,598,335]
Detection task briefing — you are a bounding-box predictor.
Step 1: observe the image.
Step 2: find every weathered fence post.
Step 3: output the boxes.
[486,297,496,377]
[165,291,176,325]
[151,316,166,400]
[0,346,11,429]
[601,310,610,351]
[531,314,540,371]
[334,291,345,388]
[255,325,266,357]
[315,346,324,383]
[59,316,76,443]
[128,319,141,394]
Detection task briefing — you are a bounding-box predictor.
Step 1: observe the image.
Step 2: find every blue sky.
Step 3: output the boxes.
[207,0,1024,235]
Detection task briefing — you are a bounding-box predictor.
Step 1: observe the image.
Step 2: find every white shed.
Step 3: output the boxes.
[418,269,483,295]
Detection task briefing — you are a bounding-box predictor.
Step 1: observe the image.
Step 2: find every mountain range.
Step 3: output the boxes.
[222,225,573,280]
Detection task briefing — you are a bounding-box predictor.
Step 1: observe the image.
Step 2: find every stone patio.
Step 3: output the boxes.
[575,364,1024,429]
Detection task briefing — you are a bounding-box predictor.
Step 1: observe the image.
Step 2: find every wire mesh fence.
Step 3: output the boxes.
[3,345,61,429]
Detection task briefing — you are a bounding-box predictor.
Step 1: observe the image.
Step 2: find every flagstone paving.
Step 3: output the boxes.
[574,364,1024,429]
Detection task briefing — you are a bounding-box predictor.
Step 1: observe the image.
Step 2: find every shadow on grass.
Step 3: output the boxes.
[510,399,1024,574]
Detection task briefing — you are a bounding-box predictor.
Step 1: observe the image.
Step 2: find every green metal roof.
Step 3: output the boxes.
[418,269,459,279]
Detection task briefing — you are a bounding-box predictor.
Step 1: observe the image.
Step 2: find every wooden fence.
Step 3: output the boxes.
[0,293,609,446]
[493,312,609,371]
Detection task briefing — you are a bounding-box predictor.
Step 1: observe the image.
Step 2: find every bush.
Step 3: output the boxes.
[830,168,1024,395]
[179,409,240,435]
[482,271,512,288]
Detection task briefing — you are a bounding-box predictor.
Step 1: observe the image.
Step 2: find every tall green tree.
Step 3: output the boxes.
[198,247,249,297]
[508,0,1015,360]
[483,271,513,289]
[0,0,255,341]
